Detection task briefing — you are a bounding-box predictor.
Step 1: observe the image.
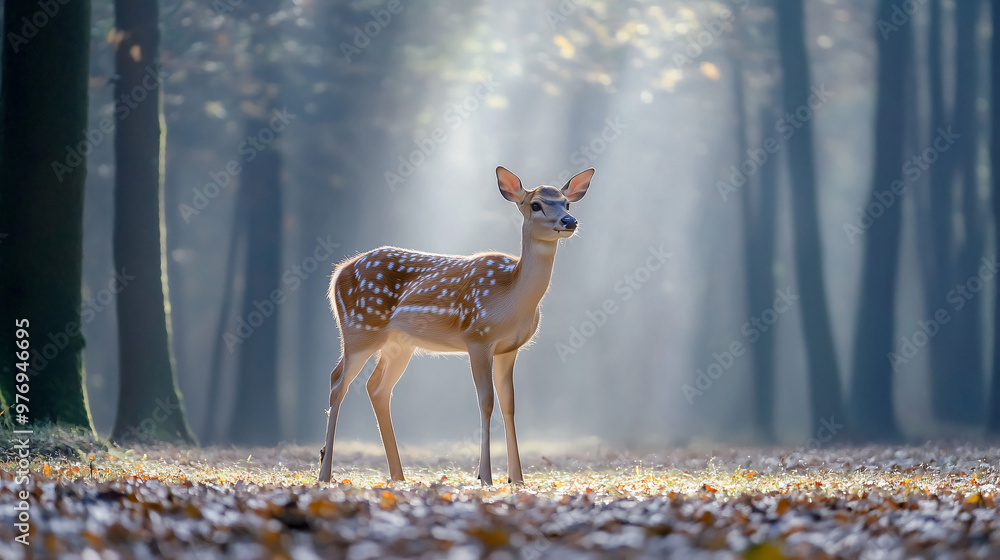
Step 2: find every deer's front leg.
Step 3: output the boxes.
[469,346,495,485]
[493,350,523,485]
[319,351,371,482]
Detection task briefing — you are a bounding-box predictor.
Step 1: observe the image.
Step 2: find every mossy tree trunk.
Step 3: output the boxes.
[0,0,95,432]
[109,0,196,444]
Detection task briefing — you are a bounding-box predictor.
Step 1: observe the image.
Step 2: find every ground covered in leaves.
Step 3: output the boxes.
[2,435,1000,559]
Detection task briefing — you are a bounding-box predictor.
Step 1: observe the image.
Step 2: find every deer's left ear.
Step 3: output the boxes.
[561,168,594,202]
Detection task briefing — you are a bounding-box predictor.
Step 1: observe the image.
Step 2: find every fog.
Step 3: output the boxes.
[65,0,997,450]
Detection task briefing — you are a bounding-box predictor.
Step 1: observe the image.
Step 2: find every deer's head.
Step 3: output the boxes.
[497,166,594,242]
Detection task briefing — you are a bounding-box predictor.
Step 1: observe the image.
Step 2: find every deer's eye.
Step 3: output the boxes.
[531,202,541,212]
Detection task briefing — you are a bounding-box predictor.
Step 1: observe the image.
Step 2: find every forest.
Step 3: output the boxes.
[2,0,1000,558]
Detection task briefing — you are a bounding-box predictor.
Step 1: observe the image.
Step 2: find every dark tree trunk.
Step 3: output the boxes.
[918,0,960,422]
[941,0,985,424]
[732,47,779,442]
[988,0,1000,434]
[847,0,912,440]
[745,110,781,442]
[0,0,95,431]
[227,115,284,446]
[775,0,845,434]
[110,0,197,444]
[205,188,246,442]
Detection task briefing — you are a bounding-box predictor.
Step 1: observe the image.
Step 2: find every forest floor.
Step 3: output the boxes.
[1,431,999,559]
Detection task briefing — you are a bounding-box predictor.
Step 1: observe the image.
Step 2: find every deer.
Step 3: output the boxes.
[317,166,594,485]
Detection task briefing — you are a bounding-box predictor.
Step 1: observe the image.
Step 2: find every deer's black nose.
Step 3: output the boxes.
[561,215,578,229]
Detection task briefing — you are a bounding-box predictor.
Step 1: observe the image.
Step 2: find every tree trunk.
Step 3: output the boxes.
[847,0,912,440]
[941,0,985,424]
[227,116,284,445]
[745,109,781,443]
[732,46,779,442]
[918,0,960,422]
[0,0,95,431]
[204,187,247,442]
[110,0,197,444]
[775,0,845,435]
[987,0,1000,434]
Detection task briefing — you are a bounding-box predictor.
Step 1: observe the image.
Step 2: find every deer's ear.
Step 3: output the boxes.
[561,168,594,202]
[497,166,525,203]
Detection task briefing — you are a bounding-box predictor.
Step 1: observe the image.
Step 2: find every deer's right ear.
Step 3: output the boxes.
[497,166,525,203]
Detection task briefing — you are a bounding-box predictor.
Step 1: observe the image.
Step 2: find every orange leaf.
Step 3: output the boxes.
[380,491,397,510]
[966,492,985,507]
[776,498,791,516]
[468,527,510,548]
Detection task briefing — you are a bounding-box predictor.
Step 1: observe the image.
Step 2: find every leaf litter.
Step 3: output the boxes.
[1,440,1000,558]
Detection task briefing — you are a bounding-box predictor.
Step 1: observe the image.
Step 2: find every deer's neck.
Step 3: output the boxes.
[511,229,558,310]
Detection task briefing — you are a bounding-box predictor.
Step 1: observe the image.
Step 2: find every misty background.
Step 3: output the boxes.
[49,0,994,449]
